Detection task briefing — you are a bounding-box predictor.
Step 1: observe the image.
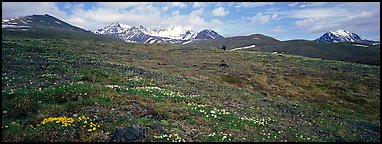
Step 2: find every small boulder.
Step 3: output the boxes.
[218,45,226,50]
[111,125,147,142]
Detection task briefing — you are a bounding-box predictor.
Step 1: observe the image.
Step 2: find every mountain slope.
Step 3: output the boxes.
[94,22,224,44]
[2,14,87,32]
[315,29,380,45]
[2,14,122,42]
[187,34,281,49]
[188,33,380,66]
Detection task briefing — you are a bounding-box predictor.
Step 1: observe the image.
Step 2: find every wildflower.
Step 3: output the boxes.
[11,122,17,125]
[5,125,8,128]
[93,127,96,131]
[87,129,92,132]
[222,135,227,141]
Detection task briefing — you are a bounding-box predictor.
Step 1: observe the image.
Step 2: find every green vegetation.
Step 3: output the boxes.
[190,35,380,66]
[2,32,380,142]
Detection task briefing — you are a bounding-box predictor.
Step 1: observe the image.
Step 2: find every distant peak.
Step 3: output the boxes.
[200,29,214,33]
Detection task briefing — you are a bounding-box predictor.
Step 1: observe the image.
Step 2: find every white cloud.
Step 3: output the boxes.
[235,2,274,8]
[289,3,380,35]
[288,2,299,7]
[96,2,153,9]
[190,9,204,16]
[300,2,327,8]
[192,2,204,8]
[162,6,169,11]
[271,26,284,33]
[212,7,229,17]
[170,2,187,9]
[211,19,222,26]
[2,2,68,19]
[246,13,272,24]
[287,8,348,19]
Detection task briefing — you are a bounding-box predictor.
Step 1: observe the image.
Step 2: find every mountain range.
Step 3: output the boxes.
[94,22,224,44]
[2,14,379,46]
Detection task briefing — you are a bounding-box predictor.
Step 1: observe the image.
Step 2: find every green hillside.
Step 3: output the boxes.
[250,40,380,66]
[2,32,380,142]
[2,28,122,43]
[189,36,380,66]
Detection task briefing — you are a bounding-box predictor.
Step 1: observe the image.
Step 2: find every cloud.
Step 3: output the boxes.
[288,2,299,7]
[300,2,327,8]
[271,26,284,33]
[246,13,279,25]
[2,2,68,19]
[289,3,380,34]
[294,10,380,33]
[212,7,229,17]
[192,2,204,8]
[190,9,204,16]
[235,2,274,8]
[287,8,348,19]
[162,6,169,11]
[170,2,187,9]
[210,19,222,26]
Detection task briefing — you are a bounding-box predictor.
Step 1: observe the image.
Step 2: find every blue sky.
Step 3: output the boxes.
[2,2,380,41]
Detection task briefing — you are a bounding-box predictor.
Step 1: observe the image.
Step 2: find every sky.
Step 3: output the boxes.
[2,2,380,41]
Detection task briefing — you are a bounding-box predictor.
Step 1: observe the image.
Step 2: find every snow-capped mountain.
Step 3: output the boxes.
[2,14,88,32]
[94,22,224,44]
[315,29,379,45]
[194,29,224,40]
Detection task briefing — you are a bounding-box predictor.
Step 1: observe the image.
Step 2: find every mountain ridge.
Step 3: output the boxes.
[94,22,224,44]
[315,29,379,45]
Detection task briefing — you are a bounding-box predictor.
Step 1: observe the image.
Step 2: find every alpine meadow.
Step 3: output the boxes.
[2,2,380,142]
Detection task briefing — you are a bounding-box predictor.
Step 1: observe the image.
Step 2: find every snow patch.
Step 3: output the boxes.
[20,20,28,24]
[352,44,368,47]
[2,25,29,28]
[230,44,256,51]
[182,40,193,45]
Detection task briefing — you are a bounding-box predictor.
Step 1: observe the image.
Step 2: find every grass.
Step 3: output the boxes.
[2,33,380,142]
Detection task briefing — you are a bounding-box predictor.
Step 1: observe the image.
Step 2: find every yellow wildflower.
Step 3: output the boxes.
[87,129,92,132]
[5,125,9,128]
[12,122,17,125]
[93,127,96,131]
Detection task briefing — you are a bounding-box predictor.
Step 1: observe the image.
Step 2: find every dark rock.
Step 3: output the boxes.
[111,125,147,142]
[77,96,83,102]
[218,63,229,67]
[149,123,166,134]
[218,45,226,50]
